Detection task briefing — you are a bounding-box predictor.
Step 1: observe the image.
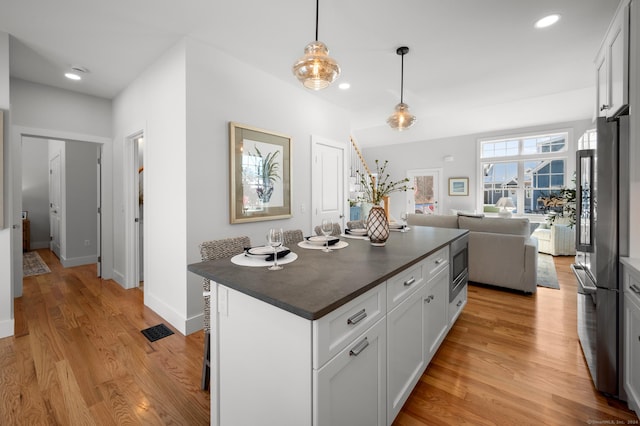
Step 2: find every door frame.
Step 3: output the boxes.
[124,130,144,290]
[406,168,444,215]
[311,135,348,234]
[10,126,111,298]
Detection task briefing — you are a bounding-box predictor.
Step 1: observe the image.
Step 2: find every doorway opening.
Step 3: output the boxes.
[406,168,443,215]
[128,132,145,290]
[19,136,103,300]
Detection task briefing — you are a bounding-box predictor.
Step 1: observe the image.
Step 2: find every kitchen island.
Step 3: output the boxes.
[188,226,468,426]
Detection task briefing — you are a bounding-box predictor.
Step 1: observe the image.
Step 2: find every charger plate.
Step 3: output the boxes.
[231,252,298,267]
[297,241,349,250]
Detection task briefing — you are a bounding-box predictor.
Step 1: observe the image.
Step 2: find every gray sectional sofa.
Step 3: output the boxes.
[408,214,538,294]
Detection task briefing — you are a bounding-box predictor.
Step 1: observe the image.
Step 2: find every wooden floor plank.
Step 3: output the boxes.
[395,255,638,425]
[1,249,210,425]
[2,249,638,425]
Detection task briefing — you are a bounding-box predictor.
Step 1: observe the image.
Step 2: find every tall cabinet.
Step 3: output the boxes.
[595,0,630,118]
[621,258,640,416]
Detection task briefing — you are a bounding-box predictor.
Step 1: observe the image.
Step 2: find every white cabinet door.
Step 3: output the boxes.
[424,268,449,364]
[624,291,640,415]
[595,52,608,117]
[595,1,629,118]
[314,318,387,426]
[607,4,629,116]
[387,284,426,423]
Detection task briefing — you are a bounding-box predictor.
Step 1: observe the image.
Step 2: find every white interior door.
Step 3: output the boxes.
[311,136,347,232]
[96,147,102,276]
[406,169,442,215]
[49,153,61,257]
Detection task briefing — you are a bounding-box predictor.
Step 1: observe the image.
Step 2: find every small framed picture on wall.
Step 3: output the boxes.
[21,211,28,220]
[448,177,469,196]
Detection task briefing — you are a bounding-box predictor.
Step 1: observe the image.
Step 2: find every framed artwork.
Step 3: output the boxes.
[229,122,292,223]
[21,211,28,220]
[448,177,469,196]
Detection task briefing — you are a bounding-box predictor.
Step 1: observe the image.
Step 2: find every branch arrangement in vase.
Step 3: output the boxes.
[356,159,411,205]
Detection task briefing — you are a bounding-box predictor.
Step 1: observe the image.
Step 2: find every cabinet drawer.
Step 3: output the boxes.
[313,285,386,369]
[314,318,387,426]
[424,246,449,282]
[449,284,467,326]
[387,262,424,311]
[624,266,640,306]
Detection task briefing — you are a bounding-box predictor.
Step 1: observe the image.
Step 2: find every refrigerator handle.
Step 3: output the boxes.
[575,149,595,253]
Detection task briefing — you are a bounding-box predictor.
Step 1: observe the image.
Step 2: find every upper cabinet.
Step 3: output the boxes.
[596,0,630,118]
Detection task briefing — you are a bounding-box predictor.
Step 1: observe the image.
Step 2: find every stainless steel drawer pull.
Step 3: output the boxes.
[347,309,367,325]
[349,338,369,357]
[435,259,444,264]
[404,277,416,286]
[456,300,463,307]
[630,284,640,294]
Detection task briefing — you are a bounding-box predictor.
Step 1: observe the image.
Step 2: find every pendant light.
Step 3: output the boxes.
[387,46,416,131]
[292,0,340,90]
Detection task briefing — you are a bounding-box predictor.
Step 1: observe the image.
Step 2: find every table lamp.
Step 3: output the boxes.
[495,197,515,218]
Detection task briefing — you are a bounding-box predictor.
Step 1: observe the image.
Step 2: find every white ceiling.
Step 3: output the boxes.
[0,0,618,147]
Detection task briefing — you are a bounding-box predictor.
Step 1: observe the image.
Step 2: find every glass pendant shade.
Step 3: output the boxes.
[388,46,416,131]
[292,41,340,90]
[387,102,416,131]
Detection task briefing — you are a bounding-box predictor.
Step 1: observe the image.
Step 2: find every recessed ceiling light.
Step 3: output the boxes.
[339,82,351,90]
[535,14,560,29]
[65,65,89,81]
[65,72,82,81]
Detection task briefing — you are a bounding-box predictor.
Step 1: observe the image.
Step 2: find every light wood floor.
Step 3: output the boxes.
[3,249,210,425]
[2,251,638,425]
[394,256,638,425]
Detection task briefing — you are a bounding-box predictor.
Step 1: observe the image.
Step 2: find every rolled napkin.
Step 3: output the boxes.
[304,236,340,246]
[244,246,291,261]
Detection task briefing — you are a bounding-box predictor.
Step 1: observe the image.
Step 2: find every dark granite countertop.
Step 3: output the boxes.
[187,226,468,320]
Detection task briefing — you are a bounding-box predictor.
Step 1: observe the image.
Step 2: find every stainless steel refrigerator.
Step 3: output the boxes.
[573,115,630,399]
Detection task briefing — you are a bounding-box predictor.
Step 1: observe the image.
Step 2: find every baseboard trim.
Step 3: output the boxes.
[145,291,187,336]
[61,254,97,268]
[0,318,15,339]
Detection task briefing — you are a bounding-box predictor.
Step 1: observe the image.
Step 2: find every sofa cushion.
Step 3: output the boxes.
[407,214,459,229]
[457,216,530,237]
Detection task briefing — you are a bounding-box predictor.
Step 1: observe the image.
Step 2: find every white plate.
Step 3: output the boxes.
[298,241,349,250]
[247,246,288,256]
[347,228,367,235]
[306,236,339,246]
[231,252,298,267]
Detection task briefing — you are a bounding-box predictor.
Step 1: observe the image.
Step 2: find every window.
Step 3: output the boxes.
[479,131,569,215]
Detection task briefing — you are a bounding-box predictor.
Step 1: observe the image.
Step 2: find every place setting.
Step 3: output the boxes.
[298,219,349,251]
[230,228,298,269]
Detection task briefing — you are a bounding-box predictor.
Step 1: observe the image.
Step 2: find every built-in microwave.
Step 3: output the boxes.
[450,234,469,300]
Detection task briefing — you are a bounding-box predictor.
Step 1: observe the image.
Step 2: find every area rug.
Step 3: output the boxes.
[537,253,560,289]
[23,251,51,277]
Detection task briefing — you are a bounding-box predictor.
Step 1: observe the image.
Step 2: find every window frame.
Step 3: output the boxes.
[477,128,574,218]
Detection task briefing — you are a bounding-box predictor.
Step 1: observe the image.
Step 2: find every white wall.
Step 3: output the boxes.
[0,31,12,338]
[22,137,50,248]
[112,40,188,330]
[112,37,351,334]
[362,119,593,219]
[184,38,350,333]
[63,140,98,265]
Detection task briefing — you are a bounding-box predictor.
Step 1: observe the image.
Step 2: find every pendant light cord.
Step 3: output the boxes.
[400,52,405,104]
[315,0,319,41]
